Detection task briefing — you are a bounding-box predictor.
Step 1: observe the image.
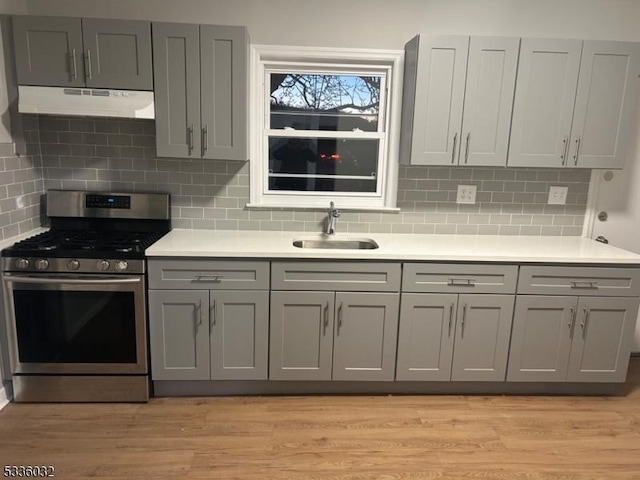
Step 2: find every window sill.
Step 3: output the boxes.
[244,203,401,213]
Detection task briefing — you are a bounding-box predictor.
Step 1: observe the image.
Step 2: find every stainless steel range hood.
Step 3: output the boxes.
[18,85,155,119]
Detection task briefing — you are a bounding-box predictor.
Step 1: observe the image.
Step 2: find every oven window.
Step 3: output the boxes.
[13,290,137,364]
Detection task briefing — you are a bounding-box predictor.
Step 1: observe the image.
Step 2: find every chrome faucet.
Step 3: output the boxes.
[325,201,341,235]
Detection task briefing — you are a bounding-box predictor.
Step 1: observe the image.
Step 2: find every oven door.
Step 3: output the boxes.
[2,273,147,375]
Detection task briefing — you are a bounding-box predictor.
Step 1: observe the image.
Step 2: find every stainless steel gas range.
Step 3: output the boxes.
[1,190,170,402]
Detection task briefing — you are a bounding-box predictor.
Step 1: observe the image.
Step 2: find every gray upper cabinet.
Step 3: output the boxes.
[396,293,457,381]
[450,294,514,381]
[209,290,269,380]
[507,296,575,382]
[332,292,400,381]
[509,38,640,169]
[153,23,201,158]
[12,16,85,87]
[400,35,518,167]
[149,290,210,381]
[567,296,639,382]
[153,22,248,161]
[81,18,152,90]
[269,291,335,381]
[200,25,248,161]
[13,15,152,90]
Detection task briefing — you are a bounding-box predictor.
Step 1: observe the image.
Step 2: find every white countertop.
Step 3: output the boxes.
[146,230,640,264]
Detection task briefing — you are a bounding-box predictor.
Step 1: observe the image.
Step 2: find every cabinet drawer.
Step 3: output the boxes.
[271,262,401,292]
[518,266,640,296]
[148,260,269,290]
[402,263,518,293]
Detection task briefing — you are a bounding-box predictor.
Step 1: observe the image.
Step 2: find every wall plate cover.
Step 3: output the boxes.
[456,185,477,204]
[548,185,568,205]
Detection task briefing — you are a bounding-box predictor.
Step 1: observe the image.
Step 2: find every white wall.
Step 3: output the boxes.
[21,0,640,47]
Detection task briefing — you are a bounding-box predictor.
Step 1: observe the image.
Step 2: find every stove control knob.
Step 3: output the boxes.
[35,259,49,271]
[67,259,80,271]
[16,258,29,270]
[115,260,129,272]
[96,260,110,271]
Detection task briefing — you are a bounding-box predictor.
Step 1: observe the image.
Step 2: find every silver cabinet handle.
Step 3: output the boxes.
[568,306,576,337]
[70,48,78,80]
[447,278,476,287]
[570,280,598,289]
[210,299,216,327]
[187,124,194,154]
[337,302,343,334]
[86,49,93,80]
[448,303,454,337]
[580,307,590,336]
[194,275,224,283]
[451,133,459,164]
[196,299,203,327]
[464,132,470,164]
[561,135,569,165]
[202,125,208,156]
[461,304,467,338]
[573,137,581,166]
[323,301,329,334]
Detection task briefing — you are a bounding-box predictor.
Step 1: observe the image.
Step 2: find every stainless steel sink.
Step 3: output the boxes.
[293,238,379,250]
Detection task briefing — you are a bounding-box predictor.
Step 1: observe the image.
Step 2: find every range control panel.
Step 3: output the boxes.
[85,194,131,209]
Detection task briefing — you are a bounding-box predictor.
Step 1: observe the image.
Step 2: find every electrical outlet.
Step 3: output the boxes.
[548,185,568,205]
[456,185,477,204]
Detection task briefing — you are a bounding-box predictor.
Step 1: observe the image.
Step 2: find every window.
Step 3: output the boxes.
[249,46,403,209]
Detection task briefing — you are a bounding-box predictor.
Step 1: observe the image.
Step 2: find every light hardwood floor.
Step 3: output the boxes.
[1,359,640,479]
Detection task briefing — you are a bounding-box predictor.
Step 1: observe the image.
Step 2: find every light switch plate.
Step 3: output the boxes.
[548,185,568,205]
[456,185,477,204]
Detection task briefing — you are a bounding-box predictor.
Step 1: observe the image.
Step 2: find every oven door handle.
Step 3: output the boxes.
[3,275,142,285]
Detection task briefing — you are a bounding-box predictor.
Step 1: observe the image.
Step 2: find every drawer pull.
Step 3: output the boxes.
[194,275,224,283]
[323,301,329,334]
[337,302,343,334]
[210,299,216,327]
[461,304,467,338]
[581,307,590,336]
[448,303,454,337]
[568,306,576,338]
[570,280,598,289]
[448,278,476,287]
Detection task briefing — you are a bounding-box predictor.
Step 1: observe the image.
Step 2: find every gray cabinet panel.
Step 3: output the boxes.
[152,22,201,158]
[271,261,401,292]
[396,293,457,381]
[402,263,518,294]
[332,292,399,381]
[210,291,269,380]
[269,291,334,381]
[13,15,84,87]
[82,18,152,90]
[148,290,210,381]
[567,297,639,382]
[200,25,248,161]
[451,294,514,381]
[518,266,640,297]
[148,259,269,290]
[507,296,576,382]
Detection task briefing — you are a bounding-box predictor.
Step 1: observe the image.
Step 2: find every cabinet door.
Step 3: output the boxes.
[12,16,84,87]
[82,18,153,90]
[210,291,269,380]
[451,294,514,381]
[567,297,639,382]
[570,41,640,169]
[269,291,334,380]
[396,293,457,381]
[408,35,469,165]
[507,296,577,382]
[332,292,400,381]
[461,37,519,166]
[152,23,201,158]
[148,290,209,381]
[508,38,582,167]
[200,25,248,161]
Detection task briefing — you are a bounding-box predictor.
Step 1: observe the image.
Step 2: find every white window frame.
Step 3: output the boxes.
[248,45,403,210]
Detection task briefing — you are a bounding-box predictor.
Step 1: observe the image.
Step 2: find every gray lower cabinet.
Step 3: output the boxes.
[149,289,268,381]
[13,15,152,89]
[149,290,210,381]
[508,295,639,383]
[269,290,399,381]
[153,22,248,160]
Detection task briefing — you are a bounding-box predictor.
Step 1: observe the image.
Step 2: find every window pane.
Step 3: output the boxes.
[270,73,381,132]
[268,137,379,193]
